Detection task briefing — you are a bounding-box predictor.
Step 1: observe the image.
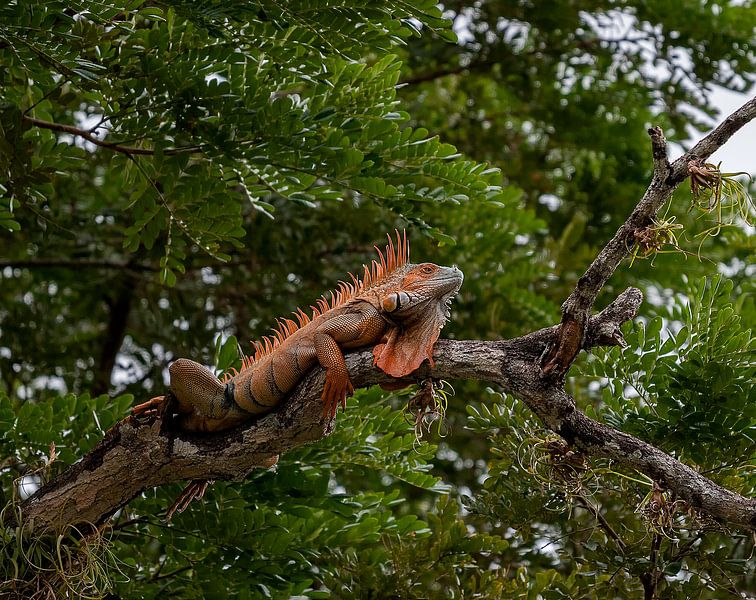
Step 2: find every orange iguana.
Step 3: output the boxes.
[132,231,464,432]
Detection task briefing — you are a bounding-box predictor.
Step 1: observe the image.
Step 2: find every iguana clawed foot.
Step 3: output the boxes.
[166,480,211,521]
[131,395,166,420]
[321,372,354,420]
[165,454,279,520]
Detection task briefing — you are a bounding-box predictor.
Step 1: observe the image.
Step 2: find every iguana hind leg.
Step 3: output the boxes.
[133,359,250,426]
[167,358,234,417]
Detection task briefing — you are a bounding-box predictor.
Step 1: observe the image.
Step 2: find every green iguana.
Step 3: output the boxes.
[132,231,464,432]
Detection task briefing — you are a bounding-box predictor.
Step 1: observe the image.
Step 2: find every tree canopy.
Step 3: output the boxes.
[1,1,754,598]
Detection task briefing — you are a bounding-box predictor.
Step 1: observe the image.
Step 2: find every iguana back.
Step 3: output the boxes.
[134,232,464,432]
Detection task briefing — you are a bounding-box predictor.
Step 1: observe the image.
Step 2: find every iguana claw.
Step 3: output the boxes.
[166,480,211,521]
[321,372,353,420]
[164,455,278,519]
[131,395,165,420]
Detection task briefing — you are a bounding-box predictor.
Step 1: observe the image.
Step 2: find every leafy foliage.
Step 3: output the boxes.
[1,0,755,598]
[0,381,508,599]
[465,387,756,599]
[581,275,755,475]
[0,0,505,277]
[399,0,756,300]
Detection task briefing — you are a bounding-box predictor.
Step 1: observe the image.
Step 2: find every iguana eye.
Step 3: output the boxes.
[382,291,409,312]
[421,265,434,275]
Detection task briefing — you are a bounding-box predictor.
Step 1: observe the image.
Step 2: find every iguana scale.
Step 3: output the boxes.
[132,231,464,431]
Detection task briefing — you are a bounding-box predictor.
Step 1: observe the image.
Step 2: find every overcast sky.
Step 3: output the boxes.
[705,86,756,175]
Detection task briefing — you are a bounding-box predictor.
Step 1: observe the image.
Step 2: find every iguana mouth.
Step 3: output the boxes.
[438,267,464,321]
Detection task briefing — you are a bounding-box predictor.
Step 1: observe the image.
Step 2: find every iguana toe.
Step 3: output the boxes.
[131,396,165,420]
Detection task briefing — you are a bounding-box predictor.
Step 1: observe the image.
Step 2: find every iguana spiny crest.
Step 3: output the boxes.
[133,231,463,432]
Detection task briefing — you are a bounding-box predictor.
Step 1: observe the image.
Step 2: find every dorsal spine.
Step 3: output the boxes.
[234,230,409,370]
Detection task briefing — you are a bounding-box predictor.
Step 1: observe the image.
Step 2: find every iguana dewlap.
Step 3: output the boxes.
[133,232,463,431]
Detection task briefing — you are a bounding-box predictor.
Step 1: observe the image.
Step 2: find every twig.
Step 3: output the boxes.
[399,59,496,86]
[23,116,202,156]
[575,494,627,552]
[640,532,663,600]
[670,534,703,562]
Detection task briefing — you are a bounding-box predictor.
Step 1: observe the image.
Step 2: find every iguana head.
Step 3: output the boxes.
[372,261,464,378]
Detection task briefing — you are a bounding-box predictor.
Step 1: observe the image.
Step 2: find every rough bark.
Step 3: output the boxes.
[20,96,756,533]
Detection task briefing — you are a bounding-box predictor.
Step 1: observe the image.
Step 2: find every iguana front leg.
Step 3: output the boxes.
[131,395,165,418]
[313,304,387,418]
[314,332,355,418]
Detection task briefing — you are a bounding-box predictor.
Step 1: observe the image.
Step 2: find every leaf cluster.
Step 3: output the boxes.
[1,0,509,279]
[582,276,755,475]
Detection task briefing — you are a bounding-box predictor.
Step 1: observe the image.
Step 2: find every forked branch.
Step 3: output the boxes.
[18,96,756,534]
[542,95,756,375]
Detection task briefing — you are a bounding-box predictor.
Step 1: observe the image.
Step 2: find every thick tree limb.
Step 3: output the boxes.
[19,96,756,534]
[20,289,756,531]
[20,291,633,530]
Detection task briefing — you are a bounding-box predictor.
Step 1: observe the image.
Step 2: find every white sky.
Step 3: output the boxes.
[706,86,756,175]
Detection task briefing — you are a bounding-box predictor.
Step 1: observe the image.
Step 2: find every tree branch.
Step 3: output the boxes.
[399,59,496,86]
[18,95,756,536]
[20,291,638,531]
[92,275,135,396]
[23,116,202,156]
[542,95,756,375]
[21,312,756,531]
[574,495,626,553]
